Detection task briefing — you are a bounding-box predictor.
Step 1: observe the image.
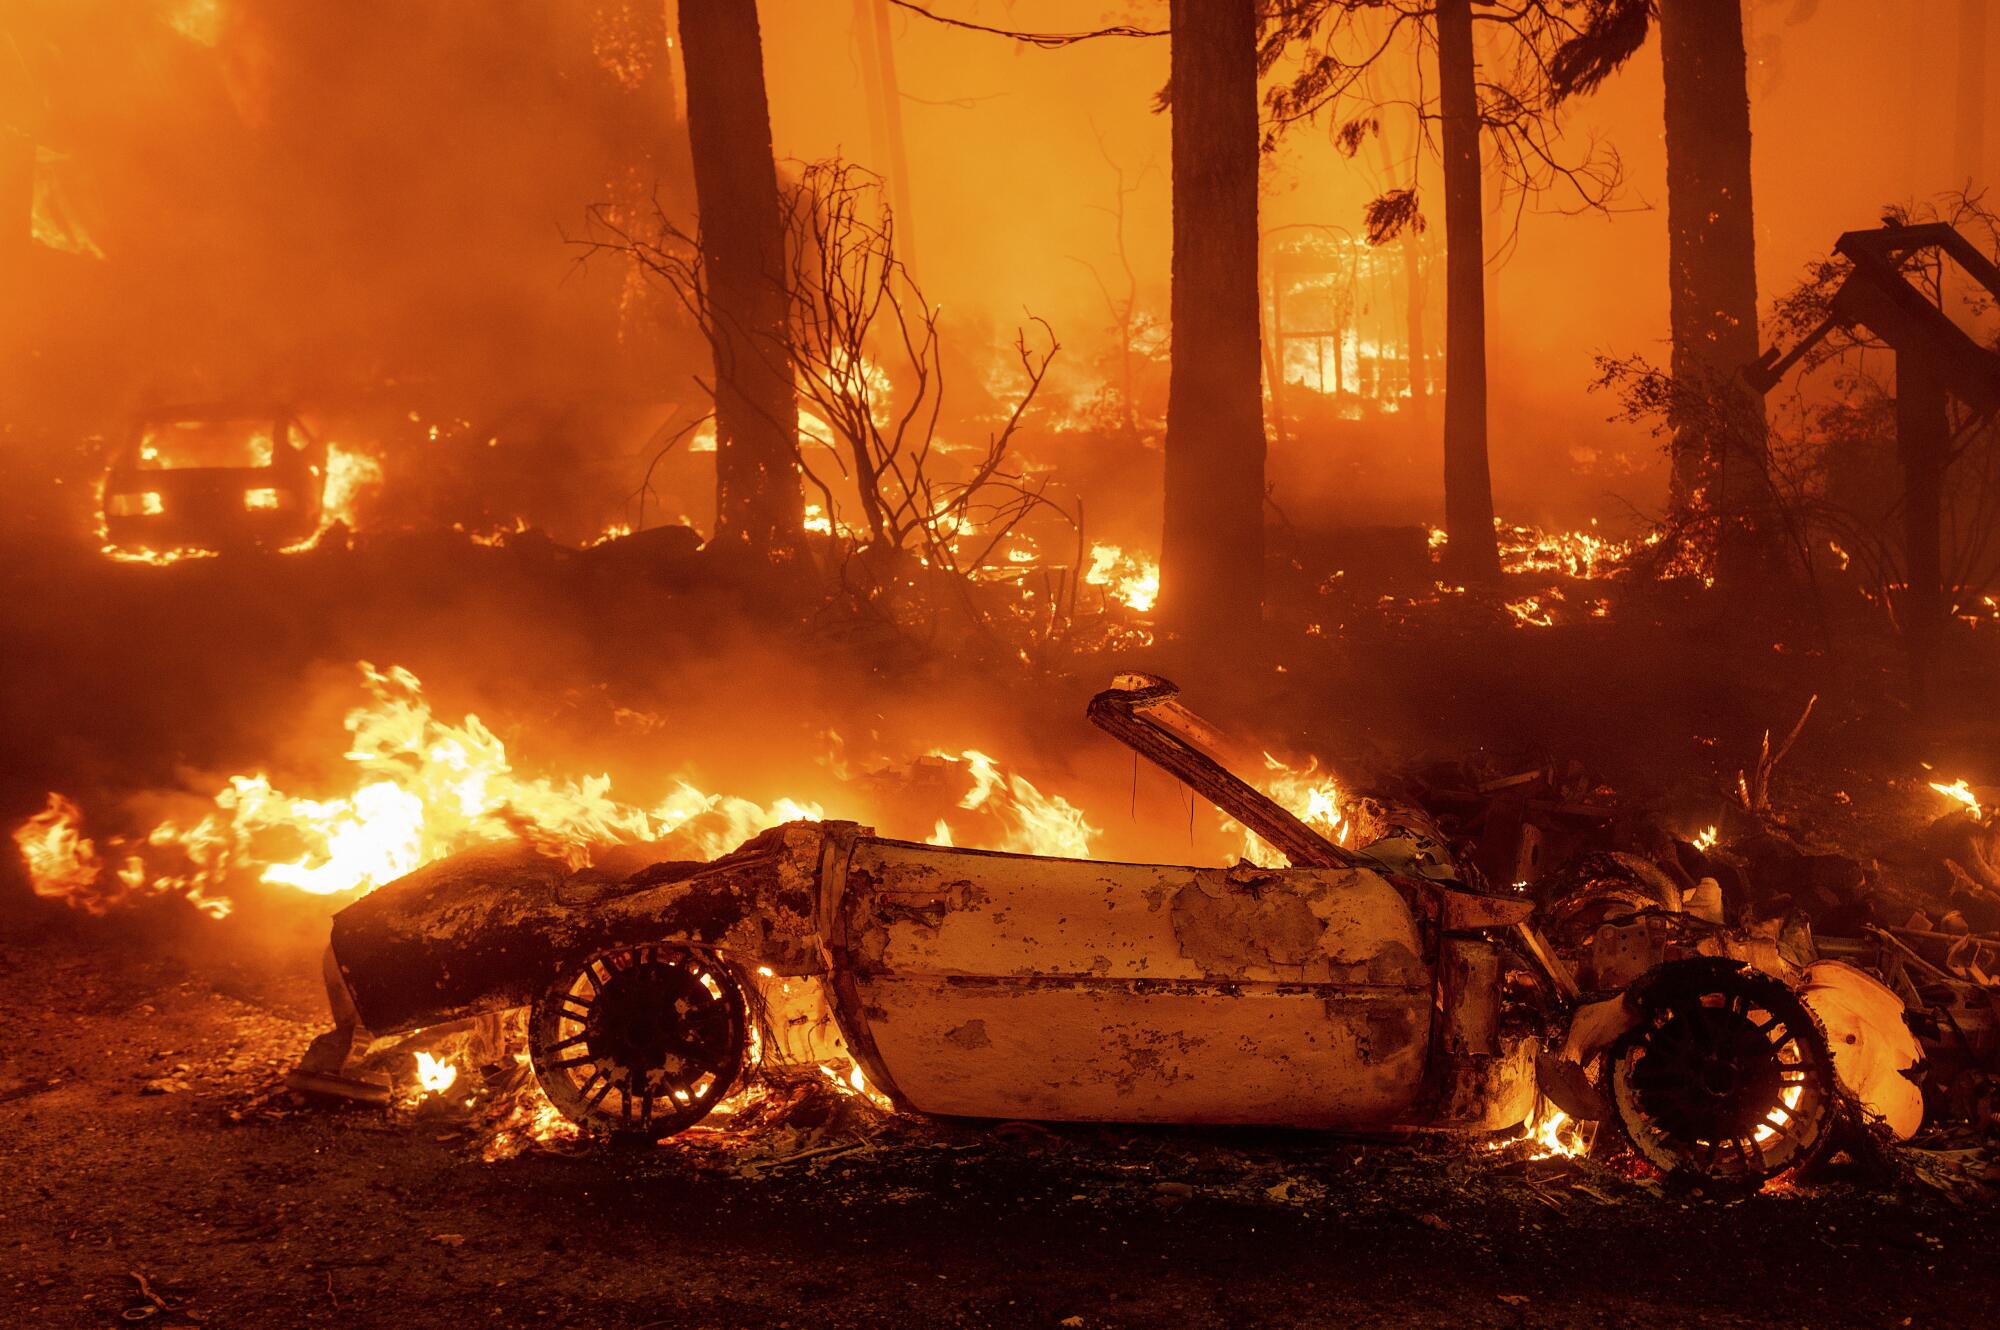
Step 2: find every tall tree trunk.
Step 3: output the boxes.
[1660,0,1767,578]
[1435,0,1499,580]
[1957,0,1988,188]
[677,0,802,556]
[854,0,919,271]
[1161,0,1265,646]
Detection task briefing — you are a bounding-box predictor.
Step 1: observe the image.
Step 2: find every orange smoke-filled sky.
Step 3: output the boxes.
[5,0,1993,526]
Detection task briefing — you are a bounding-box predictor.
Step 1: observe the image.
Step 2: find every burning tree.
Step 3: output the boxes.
[1262,0,1635,582]
[597,160,1075,653]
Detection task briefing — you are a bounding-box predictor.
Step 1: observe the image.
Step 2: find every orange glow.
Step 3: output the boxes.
[11,662,1109,922]
[1752,1082,1805,1146]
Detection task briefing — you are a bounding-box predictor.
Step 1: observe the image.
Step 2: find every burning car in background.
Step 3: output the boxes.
[300,675,1903,1188]
[101,405,328,555]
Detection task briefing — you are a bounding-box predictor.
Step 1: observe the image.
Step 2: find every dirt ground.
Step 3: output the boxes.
[0,922,1994,1330]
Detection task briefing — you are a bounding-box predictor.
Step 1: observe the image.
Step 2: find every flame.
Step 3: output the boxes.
[1494,519,1649,581]
[1503,594,1556,628]
[1752,1081,1806,1145]
[1426,518,1680,585]
[1929,778,1984,821]
[1240,753,1349,866]
[14,669,1098,922]
[1525,1104,1590,1159]
[1692,826,1719,851]
[1957,594,2000,627]
[464,517,530,548]
[482,1053,582,1162]
[11,795,109,910]
[817,1060,894,1112]
[12,664,823,918]
[1084,542,1159,614]
[414,1051,459,1095]
[937,749,1098,858]
[294,443,383,545]
[1485,1097,1590,1159]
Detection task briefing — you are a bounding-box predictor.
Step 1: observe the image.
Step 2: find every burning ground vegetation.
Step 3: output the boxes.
[8,641,2000,1181]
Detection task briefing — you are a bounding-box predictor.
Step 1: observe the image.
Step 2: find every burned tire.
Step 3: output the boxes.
[528,946,747,1142]
[1609,958,1837,1188]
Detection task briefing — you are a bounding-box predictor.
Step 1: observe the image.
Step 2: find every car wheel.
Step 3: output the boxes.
[528,946,748,1142]
[1608,958,1838,1188]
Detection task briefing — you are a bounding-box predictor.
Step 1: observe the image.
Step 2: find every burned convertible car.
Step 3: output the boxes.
[305,676,1859,1186]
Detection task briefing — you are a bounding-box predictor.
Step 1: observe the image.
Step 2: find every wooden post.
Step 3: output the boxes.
[1896,350,1949,717]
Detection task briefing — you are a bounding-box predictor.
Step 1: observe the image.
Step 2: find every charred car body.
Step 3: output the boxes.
[102,405,326,553]
[305,675,1876,1185]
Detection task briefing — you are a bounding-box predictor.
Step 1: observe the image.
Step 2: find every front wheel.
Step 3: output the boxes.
[527,946,748,1141]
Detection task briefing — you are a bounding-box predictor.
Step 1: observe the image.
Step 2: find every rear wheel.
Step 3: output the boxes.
[1609,958,1837,1187]
[528,947,747,1141]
